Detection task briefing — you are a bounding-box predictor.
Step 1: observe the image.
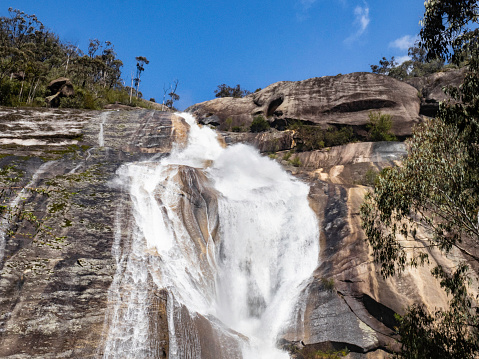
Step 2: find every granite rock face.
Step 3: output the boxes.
[0,108,186,358]
[0,75,469,359]
[406,68,466,117]
[187,73,421,137]
[279,142,453,357]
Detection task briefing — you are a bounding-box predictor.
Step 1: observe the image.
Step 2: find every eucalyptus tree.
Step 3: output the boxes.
[361,1,479,357]
[134,56,149,99]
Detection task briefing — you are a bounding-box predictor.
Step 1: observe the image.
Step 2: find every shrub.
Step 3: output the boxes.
[324,127,354,147]
[294,125,326,151]
[363,168,379,187]
[320,277,335,292]
[250,115,270,132]
[290,156,302,167]
[367,111,397,141]
[282,151,293,161]
[288,345,349,359]
[225,117,233,131]
[292,122,356,151]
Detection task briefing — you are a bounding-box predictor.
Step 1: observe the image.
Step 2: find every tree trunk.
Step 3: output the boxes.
[129,73,133,104]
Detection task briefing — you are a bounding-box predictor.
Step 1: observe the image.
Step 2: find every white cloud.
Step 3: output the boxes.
[299,0,317,10]
[354,4,370,33]
[344,2,370,44]
[296,0,318,21]
[395,55,411,64]
[389,35,416,51]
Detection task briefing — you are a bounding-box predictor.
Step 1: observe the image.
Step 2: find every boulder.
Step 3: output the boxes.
[46,77,75,107]
[187,73,421,137]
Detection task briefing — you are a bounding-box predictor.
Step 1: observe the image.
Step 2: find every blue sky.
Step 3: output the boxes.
[3,1,426,110]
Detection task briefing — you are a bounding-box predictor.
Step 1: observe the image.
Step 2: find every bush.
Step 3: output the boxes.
[324,127,354,147]
[362,168,379,187]
[320,277,335,292]
[282,151,293,161]
[367,111,397,141]
[231,126,245,132]
[290,156,302,167]
[293,124,355,151]
[250,115,270,132]
[0,79,21,106]
[294,125,326,151]
[225,117,233,131]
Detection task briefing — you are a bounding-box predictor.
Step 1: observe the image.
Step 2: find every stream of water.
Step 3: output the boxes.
[103,113,319,358]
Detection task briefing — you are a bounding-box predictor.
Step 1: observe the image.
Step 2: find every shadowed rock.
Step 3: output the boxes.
[407,68,466,117]
[46,78,75,107]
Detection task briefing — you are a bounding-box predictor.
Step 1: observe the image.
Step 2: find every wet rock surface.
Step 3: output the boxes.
[0,108,184,358]
[0,102,468,358]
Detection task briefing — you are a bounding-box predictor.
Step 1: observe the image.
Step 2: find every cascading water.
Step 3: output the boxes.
[98,111,109,147]
[103,113,319,358]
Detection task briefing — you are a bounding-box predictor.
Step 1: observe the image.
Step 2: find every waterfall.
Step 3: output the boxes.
[103,113,319,358]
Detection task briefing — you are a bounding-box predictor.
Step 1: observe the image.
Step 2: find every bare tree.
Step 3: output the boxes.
[163,79,180,109]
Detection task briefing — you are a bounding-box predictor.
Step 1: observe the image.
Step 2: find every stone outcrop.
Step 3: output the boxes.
[187,73,422,137]
[406,68,466,117]
[46,78,75,107]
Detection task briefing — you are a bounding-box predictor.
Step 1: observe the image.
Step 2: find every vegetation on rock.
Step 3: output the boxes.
[361,1,479,357]
[214,83,251,98]
[370,44,446,81]
[367,111,397,141]
[250,114,270,132]
[0,8,166,109]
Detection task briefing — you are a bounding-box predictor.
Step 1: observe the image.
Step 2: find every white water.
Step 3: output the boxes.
[98,111,109,147]
[103,113,319,358]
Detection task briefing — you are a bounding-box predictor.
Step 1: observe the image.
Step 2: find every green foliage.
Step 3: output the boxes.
[370,56,399,76]
[231,126,245,132]
[294,125,325,151]
[320,277,335,292]
[0,8,164,109]
[163,79,180,109]
[289,156,302,167]
[225,117,233,131]
[324,126,354,146]
[361,118,478,276]
[214,83,251,98]
[362,167,379,187]
[394,264,479,359]
[287,345,349,359]
[292,123,355,151]
[282,151,293,161]
[58,87,97,109]
[361,2,479,357]
[250,115,270,132]
[370,45,445,81]
[367,111,397,141]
